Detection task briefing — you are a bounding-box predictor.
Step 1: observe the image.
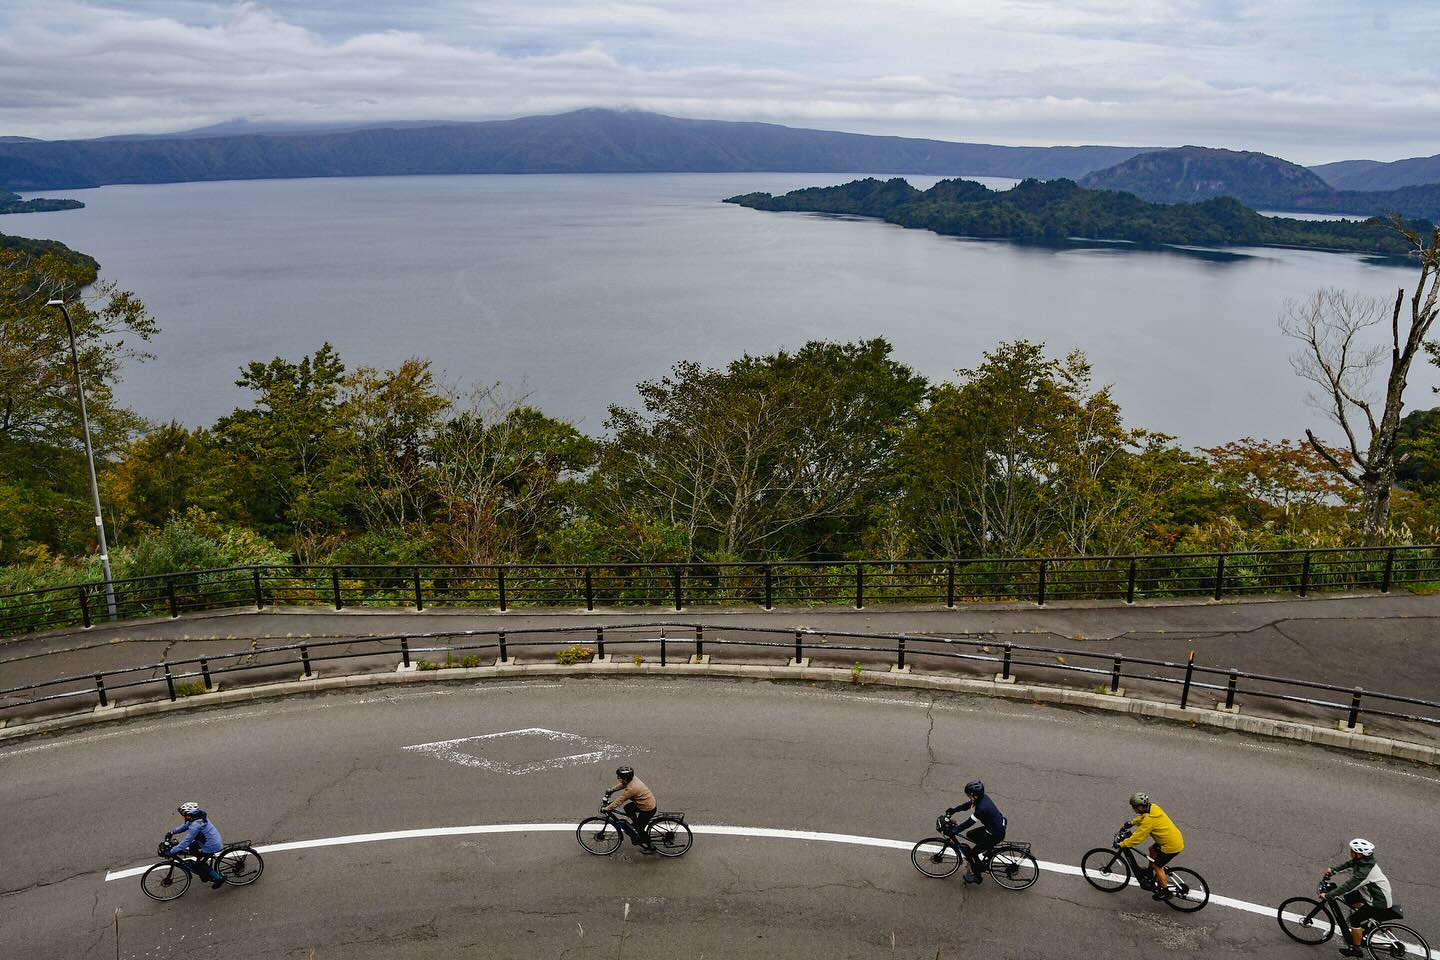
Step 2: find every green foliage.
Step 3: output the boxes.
[850,662,863,684]
[175,680,208,697]
[555,643,595,665]
[120,511,287,580]
[416,658,440,671]
[726,177,1425,256]
[461,654,481,668]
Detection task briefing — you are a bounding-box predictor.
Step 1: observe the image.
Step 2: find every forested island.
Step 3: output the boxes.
[724,177,1425,256]
[0,190,83,214]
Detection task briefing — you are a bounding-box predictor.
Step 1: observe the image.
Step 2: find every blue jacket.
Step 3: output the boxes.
[168,817,223,855]
[949,795,1006,837]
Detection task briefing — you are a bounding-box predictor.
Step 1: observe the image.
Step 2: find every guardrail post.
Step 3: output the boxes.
[413,567,424,611]
[497,567,507,611]
[1299,551,1311,597]
[164,662,176,702]
[1109,656,1123,694]
[498,631,508,661]
[1002,642,1012,681]
[855,564,864,609]
[331,569,343,610]
[166,577,179,618]
[596,626,605,659]
[794,628,803,663]
[1037,561,1047,606]
[673,569,683,611]
[946,562,956,608]
[95,673,108,707]
[764,566,774,610]
[1126,559,1137,604]
[200,658,213,690]
[1179,651,1195,709]
[1381,548,1395,594]
[1346,688,1363,730]
[695,626,704,660]
[1224,670,1239,710]
[660,629,668,666]
[897,637,906,670]
[400,637,411,668]
[585,568,594,611]
[300,645,312,677]
[78,586,92,628]
[1213,556,1225,601]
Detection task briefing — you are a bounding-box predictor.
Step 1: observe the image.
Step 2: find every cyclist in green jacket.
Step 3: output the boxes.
[1322,838,1397,958]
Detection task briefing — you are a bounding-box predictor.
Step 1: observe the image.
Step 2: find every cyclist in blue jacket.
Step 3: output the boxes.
[946,780,1007,884]
[163,802,226,888]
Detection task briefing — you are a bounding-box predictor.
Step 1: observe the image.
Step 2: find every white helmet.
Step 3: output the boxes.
[1349,838,1375,856]
[177,801,202,816]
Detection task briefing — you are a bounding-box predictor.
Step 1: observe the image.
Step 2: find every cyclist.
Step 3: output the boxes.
[603,766,657,855]
[162,802,226,888]
[945,780,1006,884]
[1321,838,1397,958]
[1119,792,1184,900]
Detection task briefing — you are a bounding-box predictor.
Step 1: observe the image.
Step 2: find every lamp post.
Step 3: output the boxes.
[47,298,118,620]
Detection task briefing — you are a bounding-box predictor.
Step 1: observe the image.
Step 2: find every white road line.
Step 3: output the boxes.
[99,822,1340,930]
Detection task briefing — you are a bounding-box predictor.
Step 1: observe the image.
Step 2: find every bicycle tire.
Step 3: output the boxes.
[1080,848,1131,892]
[646,817,692,857]
[1277,897,1335,944]
[1163,867,1210,912]
[141,861,192,902]
[215,846,265,885]
[1364,922,1431,960]
[910,838,963,879]
[576,817,624,856]
[987,846,1039,891]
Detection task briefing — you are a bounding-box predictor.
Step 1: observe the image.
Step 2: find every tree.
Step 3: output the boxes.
[1202,437,1357,529]
[342,359,447,532]
[1282,223,1440,545]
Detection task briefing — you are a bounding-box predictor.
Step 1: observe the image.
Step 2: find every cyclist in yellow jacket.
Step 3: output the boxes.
[1120,792,1184,900]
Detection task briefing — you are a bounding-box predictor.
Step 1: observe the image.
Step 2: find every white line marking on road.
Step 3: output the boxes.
[108,818,1440,957]
[401,727,631,774]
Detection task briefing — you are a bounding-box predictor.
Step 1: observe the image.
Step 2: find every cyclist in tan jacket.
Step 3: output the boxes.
[604,766,658,854]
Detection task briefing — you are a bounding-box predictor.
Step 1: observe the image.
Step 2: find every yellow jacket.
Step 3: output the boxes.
[1120,803,1184,854]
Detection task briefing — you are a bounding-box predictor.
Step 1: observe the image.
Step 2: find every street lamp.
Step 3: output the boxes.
[47,298,118,620]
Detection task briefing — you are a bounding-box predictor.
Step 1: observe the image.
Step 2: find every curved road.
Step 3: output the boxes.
[3,677,1436,958]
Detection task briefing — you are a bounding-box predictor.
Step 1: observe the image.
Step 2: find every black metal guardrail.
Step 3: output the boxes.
[1,623,1436,738]
[4,545,1440,640]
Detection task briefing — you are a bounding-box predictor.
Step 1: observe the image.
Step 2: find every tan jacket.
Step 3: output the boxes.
[605,777,656,812]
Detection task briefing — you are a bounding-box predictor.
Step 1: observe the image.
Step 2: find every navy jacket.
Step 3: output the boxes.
[948,795,1007,837]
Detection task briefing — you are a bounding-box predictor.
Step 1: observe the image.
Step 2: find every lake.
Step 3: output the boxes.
[17,173,1425,447]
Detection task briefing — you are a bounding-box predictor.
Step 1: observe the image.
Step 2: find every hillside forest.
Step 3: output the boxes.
[5,231,1440,594]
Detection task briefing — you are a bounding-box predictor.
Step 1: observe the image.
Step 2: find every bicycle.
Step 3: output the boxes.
[1277,878,1431,958]
[910,815,1040,890]
[140,840,265,902]
[1080,824,1209,912]
[575,797,693,858]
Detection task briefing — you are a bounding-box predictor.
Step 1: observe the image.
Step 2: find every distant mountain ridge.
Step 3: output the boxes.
[1081,146,1440,221]
[0,109,1152,191]
[1311,153,1440,191]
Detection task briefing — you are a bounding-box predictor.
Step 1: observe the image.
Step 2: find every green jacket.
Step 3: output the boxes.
[1329,855,1393,908]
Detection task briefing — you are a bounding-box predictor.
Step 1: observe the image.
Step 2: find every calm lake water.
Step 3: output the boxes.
[19,173,1424,447]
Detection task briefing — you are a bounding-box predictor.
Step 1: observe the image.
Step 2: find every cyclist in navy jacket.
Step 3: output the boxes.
[164,802,226,888]
[946,781,1007,884]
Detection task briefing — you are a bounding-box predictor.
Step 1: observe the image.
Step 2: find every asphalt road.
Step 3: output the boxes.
[2,677,1437,959]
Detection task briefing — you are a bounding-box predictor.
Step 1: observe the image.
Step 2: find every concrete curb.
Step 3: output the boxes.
[3,660,1436,767]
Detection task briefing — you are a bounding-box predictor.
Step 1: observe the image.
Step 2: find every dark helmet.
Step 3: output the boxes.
[616,766,635,782]
[1129,792,1151,811]
[965,780,985,797]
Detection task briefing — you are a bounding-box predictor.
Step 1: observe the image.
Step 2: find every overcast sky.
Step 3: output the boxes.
[2,1,1436,165]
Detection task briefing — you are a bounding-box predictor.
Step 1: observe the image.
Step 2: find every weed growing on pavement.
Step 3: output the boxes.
[175,680,207,697]
[632,654,646,666]
[417,659,440,670]
[461,654,481,668]
[850,662,864,684]
[556,643,595,665]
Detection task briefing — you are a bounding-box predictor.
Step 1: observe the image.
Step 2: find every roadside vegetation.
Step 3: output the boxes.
[3,227,1440,594]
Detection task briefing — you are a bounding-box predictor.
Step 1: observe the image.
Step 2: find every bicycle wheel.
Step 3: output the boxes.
[214,847,265,885]
[910,838,963,879]
[1277,897,1335,944]
[1365,922,1431,960]
[1081,848,1131,892]
[987,846,1039,890]
[1163,867,1210,912]
[141,861,192,902]
[576,817,624,856]
[646,817,693,857]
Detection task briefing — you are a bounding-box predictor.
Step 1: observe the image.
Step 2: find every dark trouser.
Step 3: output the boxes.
[183,844,221,881]
[626,803,655,845]
[960,825,1000,872]
[1336,898,1395,940]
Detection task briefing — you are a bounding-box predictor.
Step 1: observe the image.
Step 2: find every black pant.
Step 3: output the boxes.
[960,825,999,872]
[1336,898,1397,939]
[626,803,655,845]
